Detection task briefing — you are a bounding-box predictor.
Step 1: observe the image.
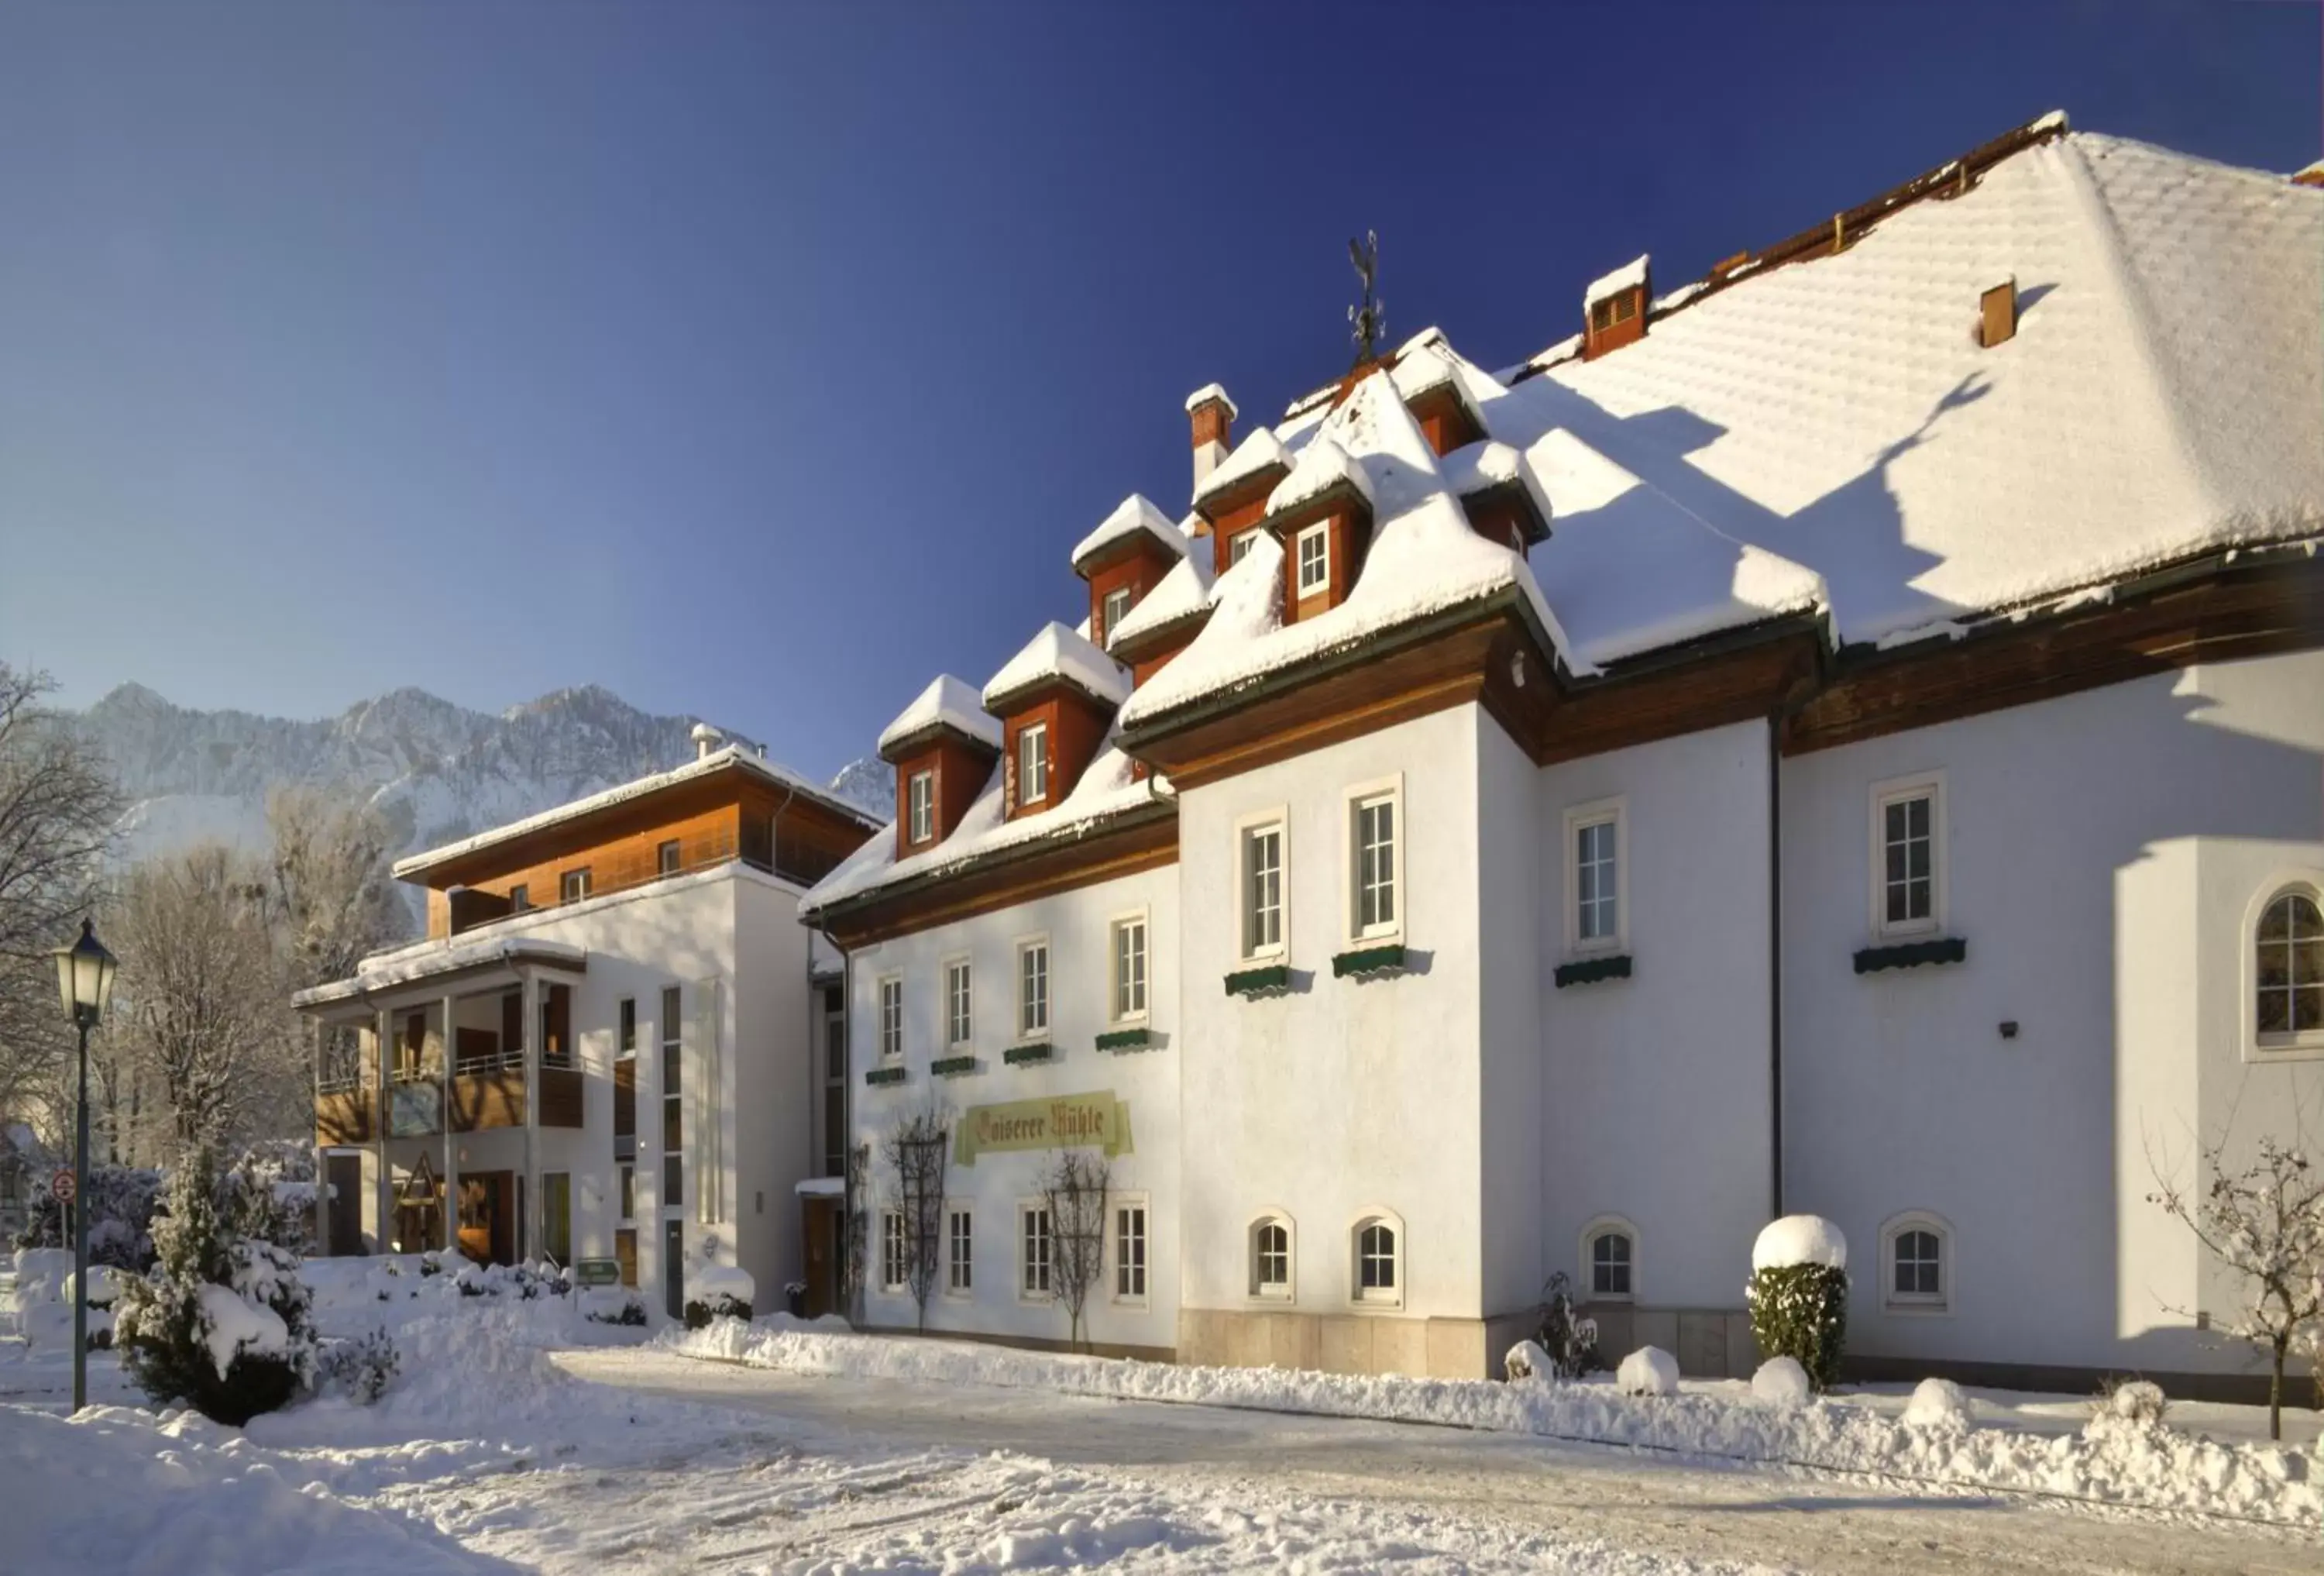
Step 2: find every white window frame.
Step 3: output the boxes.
[1236,807,1290,962]
[1344,775,1404,945]
[1229,529,1257,565]
[1868,771,1947,941]
[1579,1215,1638,1302]
[1111,1192,1150,1306]
[1101,585,1132,642]
[1017,1199,1055,1302]
[1248,1210,1295,1302]
[880,1207,908,1296]
[1349,1206,1404,1309]
[877,975,903,1062]
[1294,522,1330,597]
[946,1205,974,1297]
[907,769,935,845]
[1017,723,1050,807]
[1880,1210,1953,1316]
[1108,908,1150,1026]
[1015,934,1050,1042]
[944,955,973,1049]
[1562,797,1628,955]
[2249,875,2324,1060]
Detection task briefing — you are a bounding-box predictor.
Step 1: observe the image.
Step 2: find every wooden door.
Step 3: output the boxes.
[325,1153,363,1256]
[615,1227,638,1288]
[802,1197,839,1319]
[459,1171,515,1265]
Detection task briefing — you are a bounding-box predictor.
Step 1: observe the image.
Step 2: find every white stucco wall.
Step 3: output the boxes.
[849,861,1181,1353]
[1781,649,2324,1376]
[1533,717,1774,1313]
[1476,712,1546,1320]
[1174,704,1484,1323]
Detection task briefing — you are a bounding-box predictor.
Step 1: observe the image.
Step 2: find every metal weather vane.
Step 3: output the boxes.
[1347,229,1384,364]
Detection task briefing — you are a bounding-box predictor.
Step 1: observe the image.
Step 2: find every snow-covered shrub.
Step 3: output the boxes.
[12,1165,161,1270]
[216,1142,318,1254]
[60,1265,126,1350]
[684,1261,755,1330]
[1751,1355,1812,1407]
[583,1288,648,1326]
[1504,1339,1553,1382]
[1903,1376,1971,1429]
[1746,1215,1848,1391]
[115,1146,318,1426]
[1532,1270,1600,1378]
[314,1327,400,1404]
[1616,1345,1679,1397]
[2095,1377,2168,1430]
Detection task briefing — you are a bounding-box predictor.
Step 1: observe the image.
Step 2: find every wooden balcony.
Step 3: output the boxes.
[448,1058,584,1132]
[315,1088,373,1146]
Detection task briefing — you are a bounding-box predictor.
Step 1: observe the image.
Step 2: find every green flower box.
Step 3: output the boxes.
[863,1065,906,1087]
[1095,1026,1152,1052]
[930,1055,978,1076]
[1853,936,1967,974]
[1332,944,1408,978]
[1552,954,1632,989]
[1224,964,1291,996]
[1002,1042,1054,1066]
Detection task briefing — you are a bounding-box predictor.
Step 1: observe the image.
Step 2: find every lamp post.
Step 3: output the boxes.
[50,919,118,1415]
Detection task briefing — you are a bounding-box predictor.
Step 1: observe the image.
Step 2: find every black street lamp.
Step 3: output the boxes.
[50,919,117,1415]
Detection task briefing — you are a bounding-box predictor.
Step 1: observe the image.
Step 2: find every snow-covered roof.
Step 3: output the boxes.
[1070,494,1189,573]
[1192,427,1291,508]
[878,675,1002,756]
[392,745,878,880]
[1584,254,1650,307]
[1183,382,1236,416]
[1107,539,1218,650]
[292,934,586,1009]
[1266,435,1375,516]
[982,621,1132,713]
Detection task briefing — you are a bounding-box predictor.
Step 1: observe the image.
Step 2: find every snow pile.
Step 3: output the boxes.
[689,1261,754,1303]
[1503,1340,1553,1382]
[1750,1356,1813,1407]
[1904,1376,1972,1430]
[1617,1345,1679,1398]
[982,621,1132,711]
[1752,1213,1848,1271]
[876,673,1002,754]
[1105,543,1216,650]
[1585,253,1650,308]
[669,1323,2324,1525]
[1191,426,1290,506]
[1264,435,1374,515]
[195,1282,289,1377]
[1183,381,1235,415]
[1071,494,1188,569]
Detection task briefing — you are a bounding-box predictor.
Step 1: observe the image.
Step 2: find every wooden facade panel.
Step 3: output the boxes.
[1086,542,1177,648]
[450,1070,526,1132]
[614,1058,637,1139]
[538,1066,583,1129]
[892,735,998,857]
[315,1090,373,1147]
[1207,493,1273,575]
[1000,686,1114,820]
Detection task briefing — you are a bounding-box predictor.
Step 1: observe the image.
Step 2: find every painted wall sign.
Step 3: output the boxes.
[954,1091,1133,1165]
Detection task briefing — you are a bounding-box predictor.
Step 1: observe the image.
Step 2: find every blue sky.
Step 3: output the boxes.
[2,2,2315,778]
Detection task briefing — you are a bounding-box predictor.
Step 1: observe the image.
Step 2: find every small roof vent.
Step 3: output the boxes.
[690,722,724,761]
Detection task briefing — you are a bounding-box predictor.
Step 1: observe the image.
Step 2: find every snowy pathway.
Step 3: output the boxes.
[557,1348,2322,1576]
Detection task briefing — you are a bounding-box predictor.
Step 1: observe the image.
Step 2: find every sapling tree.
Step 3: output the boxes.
[2149,1134,2324,1440]
[1040,1148,1111,1353]
[881,1105,948,1330]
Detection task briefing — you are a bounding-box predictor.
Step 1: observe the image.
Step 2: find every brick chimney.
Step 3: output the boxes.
[1185,384,1236,491]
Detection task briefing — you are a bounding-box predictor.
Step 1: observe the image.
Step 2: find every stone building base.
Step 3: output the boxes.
[1580,1304,1757,1378]
[1177,1307,1546,1380]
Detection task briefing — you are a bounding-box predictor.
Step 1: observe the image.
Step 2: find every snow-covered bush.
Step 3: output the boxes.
[1746,1215,1848,1391]
[1903,1376,1971,1429]
[216,1141,318,1254]
[684,1261,755,1329]
[314,1327,400,1404]
[60,1265,126,1349]
[12,1165,161,1270]
[1532,1270,1600,1378]
[1750,1354,1812,1407]
[583,1288,648,1326]
[1616,1345,1679,1397]
[1504,1339,1552,1382]
[115,1146,318,1426]
[2095,1377,2168,1430]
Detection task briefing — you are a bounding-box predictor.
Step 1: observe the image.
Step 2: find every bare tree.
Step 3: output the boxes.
[1040,1148,1111,1353]
[0,665,124,1132]
[2149,1134,2324,1440]
[108,845,302,1154]
[264,786,407,1089]
[880,1103,949,1330]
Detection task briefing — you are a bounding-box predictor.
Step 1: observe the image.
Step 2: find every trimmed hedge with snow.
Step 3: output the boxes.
[1748,1214,1849,1392]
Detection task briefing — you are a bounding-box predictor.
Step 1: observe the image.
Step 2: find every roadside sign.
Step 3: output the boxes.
[49,1170,75,1204]
[572,1258,621,1288]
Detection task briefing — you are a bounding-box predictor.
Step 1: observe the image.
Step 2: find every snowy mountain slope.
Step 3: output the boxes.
[76,682,886,889]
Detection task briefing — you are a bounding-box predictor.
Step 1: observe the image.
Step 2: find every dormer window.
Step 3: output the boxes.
[1589,291,1638,334]
[1295,524,1330,598]
[1230,531,1257,565]
[1018,724,1050,807]
[1101,586,1132,643]
[907,770,934,845]
[1583,254,1650,361]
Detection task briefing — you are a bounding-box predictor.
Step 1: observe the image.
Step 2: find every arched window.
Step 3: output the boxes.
[1580,1216,1637,1301]
[1249,1215,1293,1300]
[1881,1212,1952,1313]
[1350,1208,1404,1306]
[2257,889,2323,1048]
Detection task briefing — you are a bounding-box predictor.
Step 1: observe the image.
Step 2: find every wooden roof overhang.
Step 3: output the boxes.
[807,799,1178,949]
[1072,521,1184,580]
[1192,462,1291,531]
[1454,475,1552,547]
[1260,477,1374,545]
[1107,604,1214,670]
[291,944,588,1024]
[878,718,1001,767]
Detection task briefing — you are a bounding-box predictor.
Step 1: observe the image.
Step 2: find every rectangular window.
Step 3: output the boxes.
[1113,1199,1148,1303]
[657,838,681,876]
[619,1162,635,1223]
[1018,724,1050,807]
[1241,820,1285,958]
[878,976,903,1061]
[947,1208,973,1294]
[907,770,934,844]
[1350,785,1399,940]
[1017,940,1048,1040]
[1878,787,1937,933]
[661,986,682,1209]
[1110,914,1148,1024]
[882,1210,907,1293]
[1229,530,1256,564]
[1564,799,1625,954]
[1296,523,1330,597]
[542,1172,571,1264]
[1101,585,1132,642]
[560,868,592,903]
[508,883,530,913]
[617,998,636,1058]
[946,958,973,1048]
[823,997,847,1176]
[1019,1203,1054,1299]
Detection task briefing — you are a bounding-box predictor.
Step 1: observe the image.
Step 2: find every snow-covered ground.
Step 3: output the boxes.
[2,1263,2316,1574]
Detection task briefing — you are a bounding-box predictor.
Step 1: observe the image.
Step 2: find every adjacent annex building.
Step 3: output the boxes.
[294,733,878,1319]
[802,113,2324,1396]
